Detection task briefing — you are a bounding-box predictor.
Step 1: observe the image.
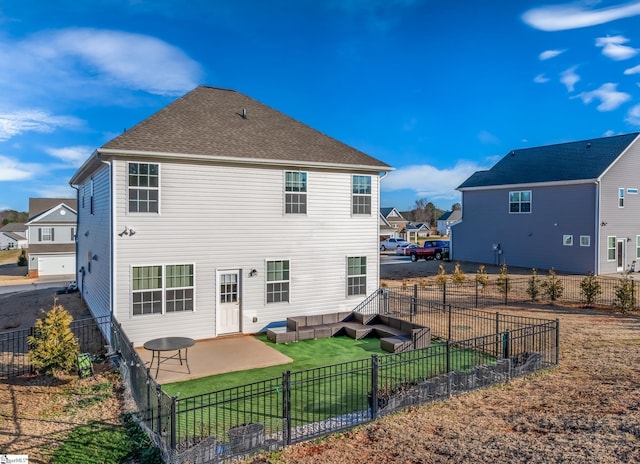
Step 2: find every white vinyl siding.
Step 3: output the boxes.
[110,160,381,345]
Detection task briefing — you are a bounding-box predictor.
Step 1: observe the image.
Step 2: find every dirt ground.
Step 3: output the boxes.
[1,253,640,463]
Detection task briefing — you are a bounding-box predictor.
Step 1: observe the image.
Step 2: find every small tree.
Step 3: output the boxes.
[496,263,510,295]
[451,263,466,286]
[540,268,563,301]
[614,273,636,314]
[17,249,27,266]
[526,268,541,302]
[580,271,601,307]
[476,264,489,290]
[435,264,448,288]
[28,303,80,376]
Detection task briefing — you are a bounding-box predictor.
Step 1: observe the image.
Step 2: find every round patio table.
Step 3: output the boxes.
[143,336,195,379]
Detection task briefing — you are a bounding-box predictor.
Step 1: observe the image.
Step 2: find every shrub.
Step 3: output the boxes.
[476,264,489,290]
[580,271,601,307]
[496,263,510,294]
[540,268,563,301]
[451,263,466,286]
[17,249,27,266]
[526,268,541,302]
[27,303,80,376]
[435,264,448,288]
[614,273,636,314]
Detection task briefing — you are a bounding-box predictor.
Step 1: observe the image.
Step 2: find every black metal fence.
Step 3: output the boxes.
[112,287,559,464]
[386,273,640,310]
[0,315,110,377]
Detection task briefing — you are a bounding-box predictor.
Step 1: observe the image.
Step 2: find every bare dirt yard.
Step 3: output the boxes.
[1,251,640,463]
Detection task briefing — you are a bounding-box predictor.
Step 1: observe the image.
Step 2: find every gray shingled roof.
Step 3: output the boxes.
[28,198,77,221]
[101,86,391,170]
[458,133,639,189]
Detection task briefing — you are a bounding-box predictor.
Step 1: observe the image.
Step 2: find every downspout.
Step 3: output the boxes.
[378,171,389,287]
[98,156,115,321]
[69,184,81,297]
[595,180,600,275]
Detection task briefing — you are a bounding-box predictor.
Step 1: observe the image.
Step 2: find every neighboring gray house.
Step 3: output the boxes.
[436,210,461,235]
[0,223,28,250]
[25,198,77,277]
[70,86,392,346]
[452,133,640,275]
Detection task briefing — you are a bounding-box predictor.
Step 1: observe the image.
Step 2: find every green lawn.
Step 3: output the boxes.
[164,334,386,397]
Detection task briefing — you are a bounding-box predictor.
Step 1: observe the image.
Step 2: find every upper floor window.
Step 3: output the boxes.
[39,227,53,242]
[509,190,531,213]
[352,175,372,215]
[129,163,159,213]
[618,188,624,208]
[285,171,307,214]
[267,260,290,303]
[347,256,367,296]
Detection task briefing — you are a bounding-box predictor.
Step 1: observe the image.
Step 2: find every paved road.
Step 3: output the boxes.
[0,279,73,296]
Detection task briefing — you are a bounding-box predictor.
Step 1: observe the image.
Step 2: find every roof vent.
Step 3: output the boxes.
[242,108,247,119]
[586,142,591,148]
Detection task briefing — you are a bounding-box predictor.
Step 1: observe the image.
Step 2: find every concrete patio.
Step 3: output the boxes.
[135,335,293,384]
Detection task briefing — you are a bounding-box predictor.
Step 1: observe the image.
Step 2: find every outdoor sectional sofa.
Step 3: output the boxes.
[266,312,430,353]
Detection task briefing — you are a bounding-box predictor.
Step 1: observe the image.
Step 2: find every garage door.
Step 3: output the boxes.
[38,255,76,276]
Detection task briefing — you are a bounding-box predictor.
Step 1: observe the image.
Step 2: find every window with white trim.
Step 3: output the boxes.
[580,235,590,247]
[40,227,53,242]
[607,236,616,261]
[132,266,163,315]
[352,175,372,214]
[347,256,367,296]
[509,190,531,213]
[132,264,194,316]
[266,260,289,303]
[618,188,624,208]
[636,236,640,259]
[129,163,159,213]
[285,171,307,214]
[165,264,194,312]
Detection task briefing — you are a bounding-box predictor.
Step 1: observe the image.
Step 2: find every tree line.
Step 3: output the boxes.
[400,199,460,228]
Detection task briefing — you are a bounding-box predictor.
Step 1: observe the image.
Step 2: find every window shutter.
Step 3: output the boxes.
[51,229,55,241]
[38,228,41,241]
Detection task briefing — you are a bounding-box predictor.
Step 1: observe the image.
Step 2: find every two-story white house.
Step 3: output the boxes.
[70,86,392,346]
[25,198,77,277]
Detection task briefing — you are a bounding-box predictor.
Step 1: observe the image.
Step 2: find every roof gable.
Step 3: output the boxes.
[100,86,391,171]
[458,133,639,189]
[28,201,77,224]
[28,198,77,220]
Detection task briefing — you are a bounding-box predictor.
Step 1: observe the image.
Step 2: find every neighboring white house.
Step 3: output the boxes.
[0,223,28,250]
[436,210,461,235]
[405,222,431,243]
[26,198,77,278]
[70,86,392,346]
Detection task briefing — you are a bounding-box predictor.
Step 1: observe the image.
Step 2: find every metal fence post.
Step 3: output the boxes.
[370,354,379,419]
[495,313,500,357]
[282,371,291,445]
[447,304,452,341]
[442,281,447,306]
[504,278,509,305]
[170,396,177,450]
[502,331,510,359]
[446,341,452,398]
[555,319,560,365]
[411,284,417,321]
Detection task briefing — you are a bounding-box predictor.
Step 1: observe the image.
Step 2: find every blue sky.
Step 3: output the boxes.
[1,0,640,213]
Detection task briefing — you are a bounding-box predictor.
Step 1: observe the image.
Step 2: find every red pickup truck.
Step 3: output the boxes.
[406,240,450,261]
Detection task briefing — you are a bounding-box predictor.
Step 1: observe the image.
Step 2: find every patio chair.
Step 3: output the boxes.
[77,352,94,378]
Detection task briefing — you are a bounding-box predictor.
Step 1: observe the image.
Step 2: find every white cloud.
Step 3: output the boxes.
[576,83,631,111]
[626,103,640,125]
[624,64,640,74]
[523,1,640,31]
[596,35,638,60]
[0,110,82,142]
[539,49,564,60]
[33,184,76,199]
[534,74,550,83]
[381,160,489,199]
[0,154,39,181]
[0,28,202,104]
[44,146,93,168]
[560,66,580,92]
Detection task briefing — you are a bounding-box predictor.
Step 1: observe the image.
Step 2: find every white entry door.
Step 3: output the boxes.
[217,270,241,335]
